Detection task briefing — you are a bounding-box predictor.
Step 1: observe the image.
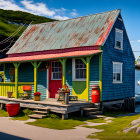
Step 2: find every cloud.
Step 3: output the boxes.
[0,0,25,11]
[130,40,140,43]
[70,9,78,17]
[21,0,55,17]
[130,40,135,43]
[0,0,78,20]
[53,15,69,20]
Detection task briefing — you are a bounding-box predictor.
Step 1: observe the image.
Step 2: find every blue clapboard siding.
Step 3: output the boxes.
[5,64,13,82]
[102,14,135,101]
[37,63,47,100]
[19,63,34,82]
[89,55,99,102]
[66,59,72,95]
[19,63,34,97]
[5,63,47,100]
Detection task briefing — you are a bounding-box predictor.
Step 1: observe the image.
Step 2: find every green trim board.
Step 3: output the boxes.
[31,62,42,93]
[3,64,5,83]
[13,63,20,99]
[59,58,67,86]
[99,53,102,101]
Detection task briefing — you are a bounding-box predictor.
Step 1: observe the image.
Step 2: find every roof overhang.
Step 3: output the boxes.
[0,50,102,63]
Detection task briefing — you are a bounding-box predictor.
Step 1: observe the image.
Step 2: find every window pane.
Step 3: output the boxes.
[76,69,79,78]
[83,69,86,78]
[80,69,83,78]
[113,73,116,80]
[117,73,120,81]
[52,62,62,79]
[113,63,122,82]
[116,41,121,48]
[116,29,123,48]
[116,31,122,41]
[55,68,58,72]
[75,59,86,79]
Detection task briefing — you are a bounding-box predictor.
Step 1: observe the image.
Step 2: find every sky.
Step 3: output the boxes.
[0,0,140,58]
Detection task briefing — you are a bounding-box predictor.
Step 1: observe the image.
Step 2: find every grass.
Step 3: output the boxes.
[69,116,106,123]
[27,114,86,130]
[87,114,140,140]
[0,109,8,117]
[12,109,33,121]
[87,118,106,123]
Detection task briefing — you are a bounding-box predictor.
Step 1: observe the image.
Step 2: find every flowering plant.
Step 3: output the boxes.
[34,92,41,96]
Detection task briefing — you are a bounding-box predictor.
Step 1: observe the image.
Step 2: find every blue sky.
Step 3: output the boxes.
[0,0,140,58]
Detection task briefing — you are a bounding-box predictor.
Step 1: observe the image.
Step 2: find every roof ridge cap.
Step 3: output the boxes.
[31,9,121,26]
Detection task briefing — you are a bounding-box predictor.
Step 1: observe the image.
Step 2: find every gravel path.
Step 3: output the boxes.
[0,117,101,140]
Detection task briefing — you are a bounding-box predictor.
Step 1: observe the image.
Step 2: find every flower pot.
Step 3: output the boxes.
[34,96,40,101]
[6,102,20,116]
[7,91,13,98]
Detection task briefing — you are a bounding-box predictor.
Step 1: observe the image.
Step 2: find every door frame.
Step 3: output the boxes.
[48,61,62,98]
[46,68,49,99]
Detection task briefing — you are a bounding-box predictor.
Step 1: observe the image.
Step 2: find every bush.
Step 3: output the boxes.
[46,114,60,119]
[23,109,33,116]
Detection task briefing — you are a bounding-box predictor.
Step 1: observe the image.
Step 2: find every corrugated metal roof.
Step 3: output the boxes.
[7,10,120,54]
[0,50,102,63]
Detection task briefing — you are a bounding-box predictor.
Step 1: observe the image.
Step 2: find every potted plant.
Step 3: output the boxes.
[34,92,41,101]
[7,91,13,98]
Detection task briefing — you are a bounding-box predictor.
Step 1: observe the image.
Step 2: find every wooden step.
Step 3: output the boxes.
[33,110,48,114]
[82,107,99,112]
[29,114,46,119]
[32,107,50,111]
[92,103,100,108]
[89,111,103,115]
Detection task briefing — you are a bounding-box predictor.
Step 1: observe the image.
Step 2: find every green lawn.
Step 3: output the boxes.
[27,117,85,130]
[87,114,140,140]
[12,109,33,121]
[0,109,8,117]
[0,108,33,121]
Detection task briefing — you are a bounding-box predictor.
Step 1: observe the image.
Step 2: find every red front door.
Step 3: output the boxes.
[49,61,62,98]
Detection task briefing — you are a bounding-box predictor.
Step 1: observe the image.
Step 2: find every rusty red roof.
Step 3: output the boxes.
[7,10,120,54]
[0,50,102,63]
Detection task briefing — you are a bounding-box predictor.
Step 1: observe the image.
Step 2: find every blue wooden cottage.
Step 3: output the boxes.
[0,9,135,105]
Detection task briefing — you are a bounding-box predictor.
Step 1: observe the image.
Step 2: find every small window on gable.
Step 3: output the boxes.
[115,28,123,50]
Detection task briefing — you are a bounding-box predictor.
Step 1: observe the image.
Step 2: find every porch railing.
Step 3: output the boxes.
[0,82,34,98]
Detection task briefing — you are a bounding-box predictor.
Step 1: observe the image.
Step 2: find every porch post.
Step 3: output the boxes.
[99,53,102,101]
[13,63,20,99]
[86,57,91,102]
[59,59,67,86]
[81,57,91,102]
[3,64,5,83]
[31,61,42,93]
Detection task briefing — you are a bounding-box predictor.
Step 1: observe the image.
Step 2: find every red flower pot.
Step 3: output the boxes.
[6,102,20,117]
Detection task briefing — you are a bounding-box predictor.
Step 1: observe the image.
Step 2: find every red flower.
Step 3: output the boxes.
[34,92,41,96]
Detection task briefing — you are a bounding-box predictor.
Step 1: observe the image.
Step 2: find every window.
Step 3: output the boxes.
[72,59,86,81]
[113,62,122,83]
[115,28,123,50]
[51,61,62,80]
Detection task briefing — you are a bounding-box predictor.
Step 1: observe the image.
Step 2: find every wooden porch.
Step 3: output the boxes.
[0,52,103,101]
[0,96,92,119]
